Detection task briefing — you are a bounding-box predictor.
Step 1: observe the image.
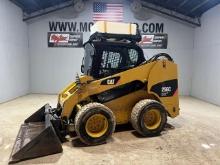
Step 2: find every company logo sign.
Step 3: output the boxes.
[48,32,83,48]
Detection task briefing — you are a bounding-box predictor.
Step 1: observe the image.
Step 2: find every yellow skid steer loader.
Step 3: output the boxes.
[9,21,179,163]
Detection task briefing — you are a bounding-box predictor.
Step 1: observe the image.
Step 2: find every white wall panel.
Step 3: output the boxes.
[192,4,220,105]
[0,0,29,103]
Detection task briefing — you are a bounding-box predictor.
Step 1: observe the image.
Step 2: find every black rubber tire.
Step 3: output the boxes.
[131,99,167,136]
[75,103,116,145]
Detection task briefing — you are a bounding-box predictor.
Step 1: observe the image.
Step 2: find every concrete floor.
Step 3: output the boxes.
[0,95,220,165]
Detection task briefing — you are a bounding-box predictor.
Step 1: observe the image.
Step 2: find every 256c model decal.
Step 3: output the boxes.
[151,79,178,97]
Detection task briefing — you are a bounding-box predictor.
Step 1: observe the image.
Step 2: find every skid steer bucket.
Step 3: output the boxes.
[9,104,63,164]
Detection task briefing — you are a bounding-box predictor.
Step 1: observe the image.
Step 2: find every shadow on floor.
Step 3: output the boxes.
[71,123,134,147]
[164,123,175,130]
[71,122,175,147]
[115,122,176,132]
[13,153,63,165]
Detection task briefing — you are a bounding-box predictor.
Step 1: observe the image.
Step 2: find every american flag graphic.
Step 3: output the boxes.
[93,2,123,22]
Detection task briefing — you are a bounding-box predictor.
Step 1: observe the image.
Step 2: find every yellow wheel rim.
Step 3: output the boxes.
[85,114,108,138]
[143,109,161,130]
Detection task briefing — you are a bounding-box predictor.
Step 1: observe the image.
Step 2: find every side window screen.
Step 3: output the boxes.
[99,50,122,76]
[128,49,138,65]
[101,51,121,68]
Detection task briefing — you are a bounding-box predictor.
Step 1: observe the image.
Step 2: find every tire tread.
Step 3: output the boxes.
[75,102,116,145]
[131,99,167,136]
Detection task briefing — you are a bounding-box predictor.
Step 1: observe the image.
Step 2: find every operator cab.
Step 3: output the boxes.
[81,34,145,79]
[81,21,145,79]
[82,41,145,79]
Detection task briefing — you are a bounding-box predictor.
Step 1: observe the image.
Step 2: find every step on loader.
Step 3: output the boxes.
[9,21,179,164]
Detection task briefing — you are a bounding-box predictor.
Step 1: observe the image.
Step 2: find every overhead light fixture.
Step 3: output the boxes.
[73,0,85,13]
[57,0,85,19]
[130,0,142,13]
[130,0,152,20]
